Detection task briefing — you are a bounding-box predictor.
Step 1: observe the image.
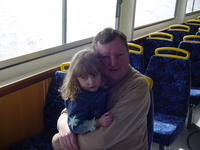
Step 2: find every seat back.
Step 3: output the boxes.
[184,20,200,34]
[195,27,200,41]
[178,35,200,87]
[145,47,191,118]
[44,71,66,134]
[143,32,174,71]
[44,62,70,134]
[144,75,154,150]
[167,24,190,47]
[128,43,144,73]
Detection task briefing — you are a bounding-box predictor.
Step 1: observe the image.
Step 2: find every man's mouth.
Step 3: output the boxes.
[109,68,119,72]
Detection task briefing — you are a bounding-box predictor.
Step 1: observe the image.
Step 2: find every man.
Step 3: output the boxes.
[52,28,150,150]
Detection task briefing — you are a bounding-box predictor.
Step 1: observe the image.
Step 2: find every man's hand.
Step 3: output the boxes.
[58,115,79,150]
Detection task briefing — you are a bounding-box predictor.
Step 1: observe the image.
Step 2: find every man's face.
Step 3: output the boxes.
[96,37,130,82]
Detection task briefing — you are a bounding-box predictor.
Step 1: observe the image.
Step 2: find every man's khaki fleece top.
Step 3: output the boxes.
[58,65,150,150]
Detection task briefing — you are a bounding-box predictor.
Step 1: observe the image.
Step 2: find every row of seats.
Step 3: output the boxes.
[128,17,200,149]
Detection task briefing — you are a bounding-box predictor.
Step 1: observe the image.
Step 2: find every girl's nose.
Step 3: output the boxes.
[88,77,95,84]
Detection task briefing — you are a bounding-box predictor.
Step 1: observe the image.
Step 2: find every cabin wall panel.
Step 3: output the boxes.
[0,78,52,150]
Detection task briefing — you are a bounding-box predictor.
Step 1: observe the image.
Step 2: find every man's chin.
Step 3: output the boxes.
[108,74,121,81]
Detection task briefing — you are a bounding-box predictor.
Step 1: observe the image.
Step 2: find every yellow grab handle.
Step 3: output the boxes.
[185,20,200,25]
[128,43,144,53]
[197,16,200,20]
[143,75,153,89]
[148,32,174,40]
[60,62,70,72]
[198,27,200,32]
[155,47,190,60]
[183,35,200,43]
[168,24,190,31]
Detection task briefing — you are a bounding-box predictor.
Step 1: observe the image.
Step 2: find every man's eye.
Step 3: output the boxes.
[101,56,110,60]
[117,53,123,57]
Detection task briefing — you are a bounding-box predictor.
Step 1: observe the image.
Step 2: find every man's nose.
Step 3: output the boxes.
[110,56,117,67]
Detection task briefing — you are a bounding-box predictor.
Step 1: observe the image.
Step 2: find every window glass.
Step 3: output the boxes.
[67,0,116,43]
[0,0,62,61]
[186,0,200,13]
[134,0,176,27]
[194,0,200,11]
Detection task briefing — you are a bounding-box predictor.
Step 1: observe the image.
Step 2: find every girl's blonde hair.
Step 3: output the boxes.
[60,49,107,101]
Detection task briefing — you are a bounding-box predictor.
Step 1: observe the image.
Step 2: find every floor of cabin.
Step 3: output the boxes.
[152,104,200,150]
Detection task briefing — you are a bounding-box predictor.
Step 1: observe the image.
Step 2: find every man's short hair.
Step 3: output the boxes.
[92,27,128,52]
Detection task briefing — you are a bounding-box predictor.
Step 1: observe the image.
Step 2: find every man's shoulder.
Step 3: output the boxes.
[128,67,148,87]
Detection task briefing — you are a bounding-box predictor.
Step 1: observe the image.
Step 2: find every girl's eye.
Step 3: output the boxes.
[92,74,98,77]
[81,76,87,79]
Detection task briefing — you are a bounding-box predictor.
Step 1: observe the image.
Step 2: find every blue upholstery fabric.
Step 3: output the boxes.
[190,88,200,105]
[10,71,66,150]
[143,38,174,71]
[147,89,154,150]
[178,42,200,105]
[145,55,191,146]
[184,24,200,34]
[153,112,185,146]
[195,32,200,41]
[129,52,144,73]
[167,30,190,47]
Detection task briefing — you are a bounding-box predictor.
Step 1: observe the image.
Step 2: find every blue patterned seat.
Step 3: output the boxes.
[178,36,200,128]
[195,27,200,40]
[143,32,175,71]
[145,47,191,149]
[167,24,190,47]
[128,43,144,74]
[184,20,200,35]
[9,71,67,150]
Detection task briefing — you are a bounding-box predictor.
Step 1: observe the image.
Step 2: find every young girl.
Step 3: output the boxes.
[59,49,112,135]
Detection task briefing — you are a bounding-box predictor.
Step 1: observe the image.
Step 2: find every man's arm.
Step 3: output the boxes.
[77,75,150,149]
[57,109,79,150]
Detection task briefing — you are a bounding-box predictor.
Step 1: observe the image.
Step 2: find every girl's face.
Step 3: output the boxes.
[76,72,102,92]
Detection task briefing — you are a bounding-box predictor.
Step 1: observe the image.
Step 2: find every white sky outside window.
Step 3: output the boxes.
[0,0,62,61]
[0,0,116,61]
[66,0,116,43]
[134,0,176,27]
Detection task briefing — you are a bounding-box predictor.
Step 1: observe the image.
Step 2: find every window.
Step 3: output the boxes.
[134,0,177,27]
[186,0,200,13]
[0,0,116,62]
[66,0,116,43]
[0,0,62,61]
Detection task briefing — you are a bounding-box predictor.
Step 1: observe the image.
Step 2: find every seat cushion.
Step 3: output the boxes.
[9,131,54,150]
[190,87,200,105]
[153,112,185,146]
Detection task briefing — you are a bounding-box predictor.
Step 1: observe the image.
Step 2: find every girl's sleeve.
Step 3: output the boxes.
[67,99,96,134]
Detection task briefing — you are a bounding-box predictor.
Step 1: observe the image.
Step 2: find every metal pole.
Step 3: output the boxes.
[115,0,123,30]
[62,0,67,44]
